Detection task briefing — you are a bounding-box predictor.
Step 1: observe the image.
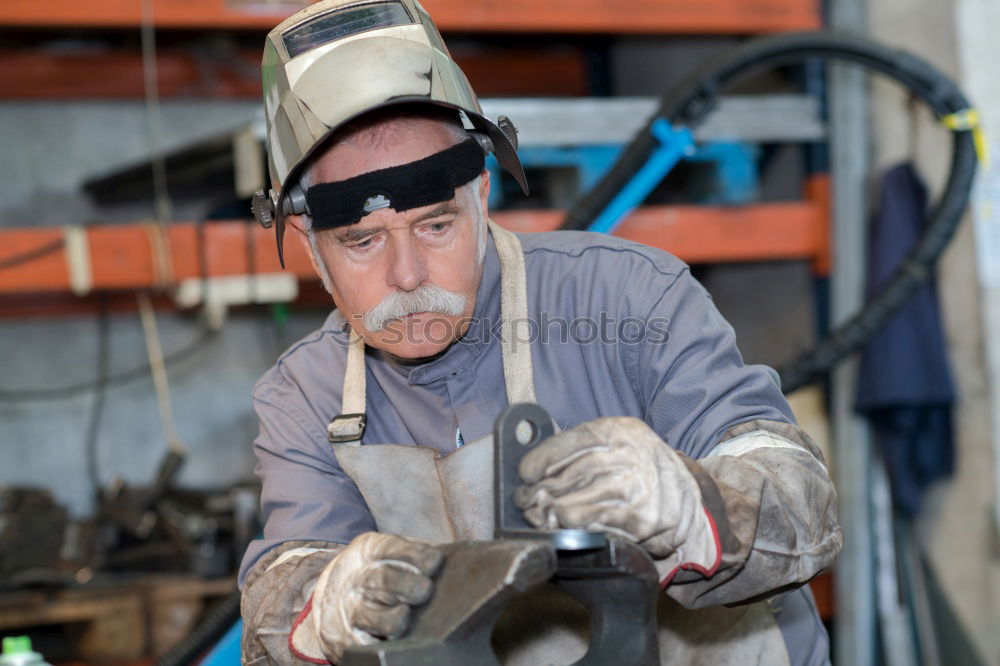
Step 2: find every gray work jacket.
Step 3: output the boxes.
[240,229,836,665]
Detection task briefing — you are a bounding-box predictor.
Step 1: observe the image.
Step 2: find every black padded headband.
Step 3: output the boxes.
[305,138,485,230]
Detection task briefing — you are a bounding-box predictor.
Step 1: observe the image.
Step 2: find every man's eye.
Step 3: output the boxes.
[345,236,376,250]
[425,221,450,233]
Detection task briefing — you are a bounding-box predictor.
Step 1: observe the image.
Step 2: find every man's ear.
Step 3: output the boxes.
[478,169,491,214]
[286,213,309,237]
[286,214,326,279]
[285,214,311,252]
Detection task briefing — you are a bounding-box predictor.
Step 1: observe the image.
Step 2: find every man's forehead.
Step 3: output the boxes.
[312,119,462,184]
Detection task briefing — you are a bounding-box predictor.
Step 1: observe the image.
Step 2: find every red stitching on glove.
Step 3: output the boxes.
[288,594,331,664]
[658,505,723,590]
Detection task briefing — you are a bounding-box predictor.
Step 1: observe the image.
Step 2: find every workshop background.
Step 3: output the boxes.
[0,0,999,664]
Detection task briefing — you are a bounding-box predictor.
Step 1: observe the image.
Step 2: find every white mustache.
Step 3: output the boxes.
[363,284,468,332]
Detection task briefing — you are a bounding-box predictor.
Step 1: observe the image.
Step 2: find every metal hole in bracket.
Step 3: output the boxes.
[514,419,535,445]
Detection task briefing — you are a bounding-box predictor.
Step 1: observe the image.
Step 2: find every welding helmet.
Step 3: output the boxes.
[251,0,528,266]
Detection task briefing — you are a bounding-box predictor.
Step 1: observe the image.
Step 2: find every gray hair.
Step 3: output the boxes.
[306,225,337,294]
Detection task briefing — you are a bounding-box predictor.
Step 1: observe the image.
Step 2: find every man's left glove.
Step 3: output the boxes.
[288,532,444,664]
[514,416,720,583]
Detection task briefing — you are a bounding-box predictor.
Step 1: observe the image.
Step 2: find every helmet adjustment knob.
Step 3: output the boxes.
[252,189,277,229]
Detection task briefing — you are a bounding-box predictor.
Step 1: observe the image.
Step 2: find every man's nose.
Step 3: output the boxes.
[387,233,429,291]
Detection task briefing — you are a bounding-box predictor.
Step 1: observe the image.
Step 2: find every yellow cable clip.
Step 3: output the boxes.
[941,108,989,169]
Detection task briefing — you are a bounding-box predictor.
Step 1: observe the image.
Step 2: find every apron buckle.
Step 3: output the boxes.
[327,413,367,443]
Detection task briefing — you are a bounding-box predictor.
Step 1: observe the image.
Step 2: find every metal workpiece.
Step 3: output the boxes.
[490,405,656,665]
[493,403,607,551]
[340,539,557,666]
[341,537,661,666]
[553,538,661,666]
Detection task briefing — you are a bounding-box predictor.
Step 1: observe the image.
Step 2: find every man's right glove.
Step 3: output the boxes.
[288,532,444,664]
[514,416,720,585]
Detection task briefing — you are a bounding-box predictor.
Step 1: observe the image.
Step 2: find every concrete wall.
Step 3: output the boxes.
[1,309,325,516]
[868,0,1000,661]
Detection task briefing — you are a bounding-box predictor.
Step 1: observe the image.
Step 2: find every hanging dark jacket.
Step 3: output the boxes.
[856,162,956,515]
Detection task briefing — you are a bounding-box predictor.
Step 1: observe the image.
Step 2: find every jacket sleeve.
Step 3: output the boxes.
[239,391,376,586]
[665,419,843,608]
[239,389,375,664]
[632,269,842,607]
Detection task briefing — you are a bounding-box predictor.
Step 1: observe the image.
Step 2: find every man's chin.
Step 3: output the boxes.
[365,315,464,360]
[383,341,453,361]
[373,334,455,361]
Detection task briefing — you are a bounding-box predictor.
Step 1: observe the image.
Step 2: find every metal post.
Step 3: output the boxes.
[828,0,876,665]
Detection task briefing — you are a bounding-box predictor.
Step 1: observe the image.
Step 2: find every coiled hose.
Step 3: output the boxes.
[561,31,979,392]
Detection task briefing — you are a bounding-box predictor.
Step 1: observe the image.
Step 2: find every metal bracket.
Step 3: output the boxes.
[493,403,606,551]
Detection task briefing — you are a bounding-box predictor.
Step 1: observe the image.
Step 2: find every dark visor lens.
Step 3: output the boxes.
[282,1,413,59]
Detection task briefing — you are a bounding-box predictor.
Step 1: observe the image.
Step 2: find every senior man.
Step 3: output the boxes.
[240,1,843,664]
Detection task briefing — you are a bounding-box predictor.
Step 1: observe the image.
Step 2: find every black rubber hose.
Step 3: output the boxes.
[561,31,978,392]
[156,589,241,666]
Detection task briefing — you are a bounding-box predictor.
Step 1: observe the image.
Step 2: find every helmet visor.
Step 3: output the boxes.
[282,1,415,59]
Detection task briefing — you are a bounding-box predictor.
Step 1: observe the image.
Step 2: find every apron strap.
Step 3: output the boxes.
[488,220,537,405]
[327,330,367,444]
[328,220,536,443]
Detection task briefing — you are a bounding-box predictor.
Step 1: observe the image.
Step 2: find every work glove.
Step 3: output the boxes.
[514,416,720,582]
[289,532,444,664]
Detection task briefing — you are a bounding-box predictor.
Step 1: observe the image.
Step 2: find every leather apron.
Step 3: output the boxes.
[329,221,789,666]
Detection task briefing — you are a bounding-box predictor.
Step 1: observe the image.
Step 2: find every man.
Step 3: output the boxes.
[241,1,843,664]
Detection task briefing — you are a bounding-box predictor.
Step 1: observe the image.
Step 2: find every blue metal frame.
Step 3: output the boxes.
[485,118,759,232]
[588,119,695,234]
[685,141,759,205]
[200,619,242,666]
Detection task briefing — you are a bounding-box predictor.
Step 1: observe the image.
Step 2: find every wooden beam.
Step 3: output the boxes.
[496,202,825,264]
[0,202,825,296]
[427,0,821,34]
[0,0,820,33]
[0,0,282,30]
[0,48,261,99]
[448,49,589,98]
[805,173,832,276]
[0,47,588,99]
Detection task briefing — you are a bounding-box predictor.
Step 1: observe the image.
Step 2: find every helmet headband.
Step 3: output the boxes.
[305,138,485,230]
